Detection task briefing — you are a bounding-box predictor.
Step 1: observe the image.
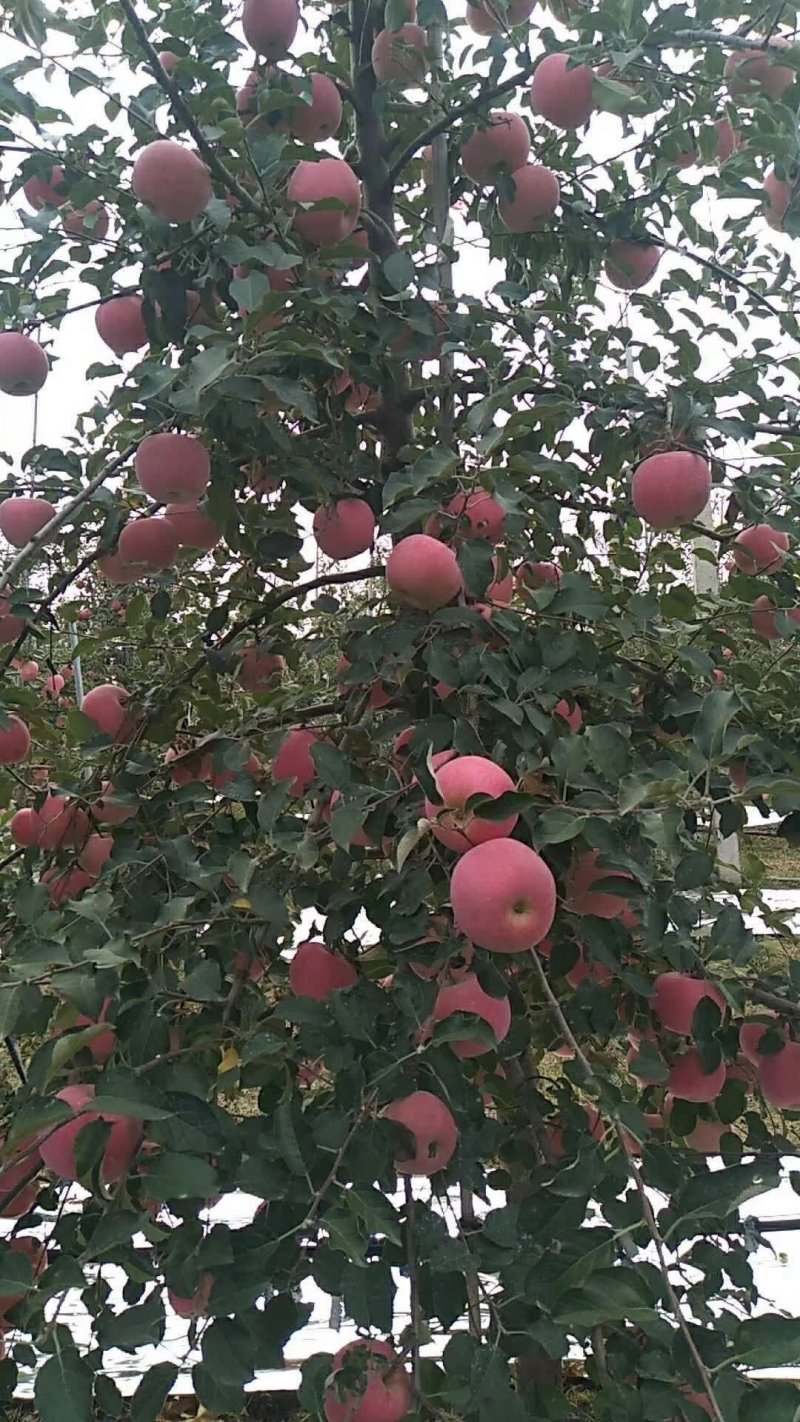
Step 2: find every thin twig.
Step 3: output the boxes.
[117,0,266,221]
[527,948,726,1422]
[0,440,143,600]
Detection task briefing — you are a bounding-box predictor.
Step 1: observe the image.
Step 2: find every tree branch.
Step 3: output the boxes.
[386,65,535,187]
[0,439,143,601]
[117,0,266,221]
[527,948,726,1422]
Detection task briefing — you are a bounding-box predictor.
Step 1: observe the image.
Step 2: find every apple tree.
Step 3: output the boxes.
[0,0,798,1417]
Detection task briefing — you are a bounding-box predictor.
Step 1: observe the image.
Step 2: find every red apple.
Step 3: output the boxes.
[289,941,358,1000]
[757,1040,800,1108]
[135,432,211,503]
[81,683,135,742]
[289,73,343,142]
[164,503,221,551]
[95,295,148,356]
[288,158,361,246]
[631,451,711,529]
[383,1090,458,1174]
[371,24,428,84]
[0,333,49,396]
[39,1083,142,1184]
[651,972,725,1036]
[432,972,511,1057]
[117,516,180,572]
[499,163,560,231]
[667,1049,726,1103]
[132,139,212,224]
[423,754,517,852]
[9,806,42,847]
[386,534,463,610]
[451,837,556,952]
[236,644,285,692]
[0,716,30,765]
[530,53,595,129]
[313,498,376,559]
[461,112,530,184]
[324,1339,412,1422]
[242,0,299,58]
[604,240,662,292]
[271,728,319,795]
[732,523,789,574]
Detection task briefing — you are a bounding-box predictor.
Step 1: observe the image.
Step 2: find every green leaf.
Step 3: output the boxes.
[342,1259,395,1332]
[382,250,415,290]
[382,447,458,511]
[694,689,740,758]
[141,1152,219,1200]
[554,1267,657,1325]
[202,1318,255,1388]
[732,1315,800,1368]
[534,809,587,844]
[34,1347,93,1422]
[674,851,714,890]
[130,1363,178,1422]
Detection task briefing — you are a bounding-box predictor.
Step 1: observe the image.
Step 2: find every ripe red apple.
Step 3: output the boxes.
[118,516,180,572]
[136,432,211,502]
[236,644,285,692]
[0,333,49,396]
[499,163,560,231]
[81,683,135,742]
[9,806,42,847]
[271,727,319,795]
[724,41,794,99]
[554,698,582,732]
[749,595,800,639]
[530,53,595,129]
[164,503,221,551]
[715,117,743,162]
[732,523,789,574]
[604,240,662,291]
[37,794,89,851]
[69,996,116,1064]
[324,1339,412,1422]
[461,112,530,183]
[43,673,65,700]
[564,850,638,927]
[39,1083,142,1184]
[15,658,38,680]
[77,607,91,622]
[432,972,511,1057]
[77,834,113,877]
[386,534,463,610]
[465,0,534,34]
[288,158,361,245]
[0,1137,40,1217]
[168,1273,213,1318]
[451,837,556,952]
[667,1049,726,1103]
[97,551,135,585]
[289,73,343,141]
[423,754,517,852]
[757,1040,800,1108]
[383,1090,458,1174]
[0,496,56,548]
[651,972,725,1036]
[372,24,428,84]
[486,560,513,604]
[517,560,560,591]
[62,201,110,240]
[23,165,67,210]
[441,489,506,542]
[165,746,213,786]
[0,716,30,765]
[95,295,148,356]
[92,782,138,825]
[764,167,794,230]
[41,865,96,904]
[242,0,299,57]
[157,49,180,72]
[289,941,358,1000]
[631,451,711,529]
[313,498,376,559]
[132,140,212,224]
[739,1016,783,1063]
